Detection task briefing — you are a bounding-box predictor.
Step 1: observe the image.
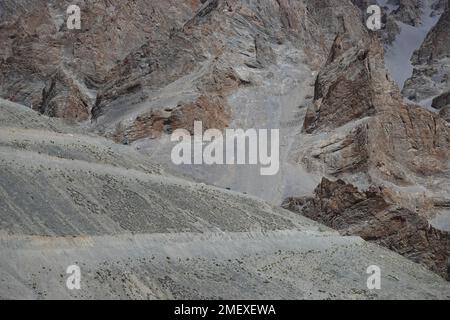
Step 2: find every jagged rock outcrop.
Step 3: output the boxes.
[89,0,370,138]
[411,7,450,63]
[303,35,380,133]
[0,0,373,206]
[0,0,200,121]
[1,0,367,128]
[351,0,448,93]
[403,6,450,102]
[300,27,450,207]
[283,178,450,280]
[111,94,230,144]
[37,70,92,122]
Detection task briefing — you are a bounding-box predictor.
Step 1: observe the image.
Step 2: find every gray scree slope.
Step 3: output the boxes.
[0,99,449,299]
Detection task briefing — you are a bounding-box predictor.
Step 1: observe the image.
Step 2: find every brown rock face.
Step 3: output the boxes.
[283,178,450,280]
[291,14,450,280]
[1,0,367,123]
[440,105,450,122]
[303,36,378,133]
[111,95,230,144]
[91,31,206,120]
[371,104,450,180]
[37,70,91,122]
[112,110,168,145]
[89,0,368,137]
[392,0,422,26]
[301,28,450,194]
[0,0,200,121]
[167,95,231,135]
[303,99,449,187]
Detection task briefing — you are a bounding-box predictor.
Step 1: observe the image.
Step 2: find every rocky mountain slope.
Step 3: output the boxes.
[0,0,449,298]
[286,2,450,279]
[283,178,450,280]
[2,98,449,299]
[1,0,368,203]
[403,5,450,105]
[358,0,448,95]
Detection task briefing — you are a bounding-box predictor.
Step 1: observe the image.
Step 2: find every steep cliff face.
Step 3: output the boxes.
[88,0,370,141]
[303,35,383,133]
[403,8,450,103]
[0,0,366,126]
[300,31,449,194]
[290,12,450,279]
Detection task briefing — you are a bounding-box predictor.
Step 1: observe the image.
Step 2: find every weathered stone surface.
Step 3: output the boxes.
[166,95,231,134]
[110,94,230,144]
[411,7,450,64]
[4,99,450,299]
[440,105,450,122]
[403,7,450,102]
[1,0,367,128]
[432,90,450,109]
[112,110,169,144]
[300,24,450,203]
[0,0,372,206]
[392,0,423,26]
[291,11,450,282]
[0,0,200,121]
[303,35,379,133]
[2,0,450,299]
[283,178,450,280]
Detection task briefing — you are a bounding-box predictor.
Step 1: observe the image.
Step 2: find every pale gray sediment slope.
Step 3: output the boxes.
[2,231,450,300]
[0,99,449,299]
